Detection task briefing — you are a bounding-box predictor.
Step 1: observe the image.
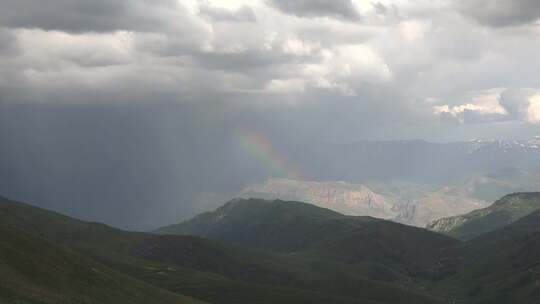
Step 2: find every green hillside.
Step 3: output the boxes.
[157,198,346,252]
[0,225,201,304]
[0,196,444,304]
[432,209,540,303]
[156,195,540,303]
[427,193,540,240]
[157,198,456,254]
[157,198,458,278]
[6,193,540,304]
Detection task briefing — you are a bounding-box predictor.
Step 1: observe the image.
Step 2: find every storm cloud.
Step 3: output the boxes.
[0,0,181,33]
[199,4,257,22]
[0,28,18,55]
[1,0,540,229]
[458,0,540,27]
[268,0,360,20]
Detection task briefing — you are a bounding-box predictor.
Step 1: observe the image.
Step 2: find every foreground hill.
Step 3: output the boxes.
[0,225,200,304]
[158,195,540,304]
[427,193,540,240]
[6,192,540,303]
[433,209,540,303]
[0,196,443,304]
[158,194,540,304]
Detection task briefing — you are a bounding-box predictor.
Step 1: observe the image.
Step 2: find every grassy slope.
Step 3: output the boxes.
[4,193,540,304]
[0,225,201,304]
[157,198,457,252]
[430,210,540,304]
[428,193,540,240]
[157,196,540,303]
[131,235,442,304]
[157,199,348,252]
[157,198,459,278]
[0,197,444,304]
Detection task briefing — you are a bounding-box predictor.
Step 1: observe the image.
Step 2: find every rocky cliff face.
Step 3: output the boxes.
[240,178,490,227]
[427,192,540,240]
[425,216,469,233]
[241,178,397,220]
[405,193,488,228]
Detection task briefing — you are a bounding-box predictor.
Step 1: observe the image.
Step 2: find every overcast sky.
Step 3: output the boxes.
[1,0,540,140]
[2,0,540,229]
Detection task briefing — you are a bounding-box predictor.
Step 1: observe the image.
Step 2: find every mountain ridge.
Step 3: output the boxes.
[239,178,491,227]
[0,195,444,304]
[427,192,540,240]
[157,198,460,281]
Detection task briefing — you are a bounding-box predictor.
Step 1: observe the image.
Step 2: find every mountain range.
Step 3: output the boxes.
[0,196,441,304]
[3,192,540,303]
[289,138,540,185]
[3,135,540,230]
[240,178,490,227]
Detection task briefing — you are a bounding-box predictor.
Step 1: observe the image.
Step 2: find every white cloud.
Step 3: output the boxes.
[1,0,540,138]
[281,38,319,56]
[436,99,504,113]
[399,20,430,42]
[434,88,540,125]
[266,78,306,94]
[527,94,540,124]
[16,29,135,68]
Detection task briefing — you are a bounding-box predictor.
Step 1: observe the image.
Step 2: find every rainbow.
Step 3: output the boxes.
[235,127,305,180]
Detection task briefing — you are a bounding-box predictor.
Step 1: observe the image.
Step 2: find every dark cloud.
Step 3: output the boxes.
[199,4,257,22]
[461,109,509,124]
[0,100,256,230]
[268,0,360,20]
[0,0,177,33]
[439,111,461,124]
[499,89,533,119]
[0,28,18,55]
[373,2,388,16]
[459,0,540,27]
[2,0,540,230]
[193,49,321,74]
